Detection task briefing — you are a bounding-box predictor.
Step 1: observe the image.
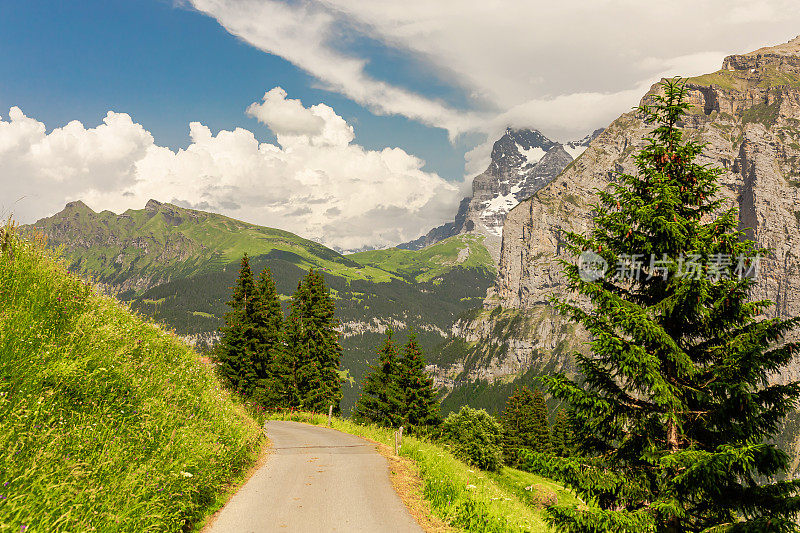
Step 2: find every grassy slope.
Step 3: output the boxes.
[270,411,576,533]
[31,201,395,286]
[32,201,495,289]
[349,234,496,283]
[687,65,800,92]
[0,228,262,531]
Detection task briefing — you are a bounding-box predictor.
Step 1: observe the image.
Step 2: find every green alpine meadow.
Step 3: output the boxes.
[0,225,262,531]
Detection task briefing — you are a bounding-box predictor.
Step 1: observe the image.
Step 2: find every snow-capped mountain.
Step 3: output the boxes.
[400,127,603,260]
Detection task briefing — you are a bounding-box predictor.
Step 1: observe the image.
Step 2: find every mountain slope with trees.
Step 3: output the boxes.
[526,78,800,531]
[26,201,495,411]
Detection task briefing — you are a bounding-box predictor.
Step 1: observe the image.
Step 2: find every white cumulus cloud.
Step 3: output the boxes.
[0,89,461,251]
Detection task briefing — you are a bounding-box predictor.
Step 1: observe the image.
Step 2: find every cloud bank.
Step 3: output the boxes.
[189,0,800,144]
[1,89,461,251]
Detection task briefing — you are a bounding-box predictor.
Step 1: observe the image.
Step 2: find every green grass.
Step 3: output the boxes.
[688,67,800,92]
[687,70,747,91]
[349,234,496,283]
[0,227,263,531]
[268,411,559,532]
[488,468,580,510]
[30,201,495,291]
[742,100,782,128]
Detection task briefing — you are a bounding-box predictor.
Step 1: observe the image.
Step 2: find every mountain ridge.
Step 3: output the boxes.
[399,127,603,259]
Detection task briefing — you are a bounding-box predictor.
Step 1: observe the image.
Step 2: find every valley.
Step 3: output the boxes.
[27,200,495,411]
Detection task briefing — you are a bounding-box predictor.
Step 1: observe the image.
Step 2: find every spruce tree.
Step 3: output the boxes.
[215,253,259,394]
[250,267,285,407]
[500,386,550,466]
[284,269,343,412]
[533,78,800,531]
[354,329,404,427]
[398,332,441,427]
[531,388,551,454]
[549,409,574,457]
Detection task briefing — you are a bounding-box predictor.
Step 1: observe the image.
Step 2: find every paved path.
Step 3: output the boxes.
[207,420,424,533]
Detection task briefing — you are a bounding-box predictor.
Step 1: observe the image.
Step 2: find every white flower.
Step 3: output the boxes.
[181,471,193,478]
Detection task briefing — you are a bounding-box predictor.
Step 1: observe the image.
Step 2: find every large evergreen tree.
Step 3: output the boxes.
[531,79,800,531]
[354,329,404,427]
[250,267,286,407]
[398,332,441,427]
[215,253,259,394]
[500,386,550,466]
[284,269,343,412]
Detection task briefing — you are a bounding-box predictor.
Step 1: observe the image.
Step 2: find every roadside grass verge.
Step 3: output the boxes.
[267,411,556,532]
[0,226,263,531]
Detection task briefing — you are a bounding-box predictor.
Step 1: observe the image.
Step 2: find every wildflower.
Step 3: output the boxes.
[466,484,476,490]
[181,471,193,478]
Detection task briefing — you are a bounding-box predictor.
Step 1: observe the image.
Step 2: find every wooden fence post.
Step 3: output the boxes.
[398,426,403,454]
[327,405,333,427]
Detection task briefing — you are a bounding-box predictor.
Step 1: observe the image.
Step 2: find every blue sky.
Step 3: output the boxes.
[0,0,472,180]
[1,0,798,249]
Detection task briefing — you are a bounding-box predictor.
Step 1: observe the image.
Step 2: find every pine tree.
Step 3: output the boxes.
[284,269,343,412]
[250,267,285,407]
[500,386,550,466]
[533,78,800,531]
[282,311,306,408]
[531,388,551,454]
[549,409,574,457]
[354,329,404,427]
[215,253,259,395]
[398,332,441,427]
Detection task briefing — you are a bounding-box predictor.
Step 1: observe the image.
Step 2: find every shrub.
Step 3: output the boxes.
[441,406,503,471]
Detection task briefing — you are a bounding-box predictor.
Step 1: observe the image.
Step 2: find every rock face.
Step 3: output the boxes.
[438,35,800,474]
[496,36,800,316]
[399,128,602,261]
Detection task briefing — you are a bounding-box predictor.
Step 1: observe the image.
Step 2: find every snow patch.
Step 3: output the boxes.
[563,144,587,160]
[482,192,517,216]
[516,143,546,165]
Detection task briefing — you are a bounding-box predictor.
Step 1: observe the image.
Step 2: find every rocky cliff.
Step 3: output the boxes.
[400,128,601,261]
[434,34,800,471]
[496,36,800,319]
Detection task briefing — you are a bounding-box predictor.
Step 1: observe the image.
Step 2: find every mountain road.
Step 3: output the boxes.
[205,420,424,532]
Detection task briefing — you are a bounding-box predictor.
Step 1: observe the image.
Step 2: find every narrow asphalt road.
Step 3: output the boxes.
[206,420,424,533]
